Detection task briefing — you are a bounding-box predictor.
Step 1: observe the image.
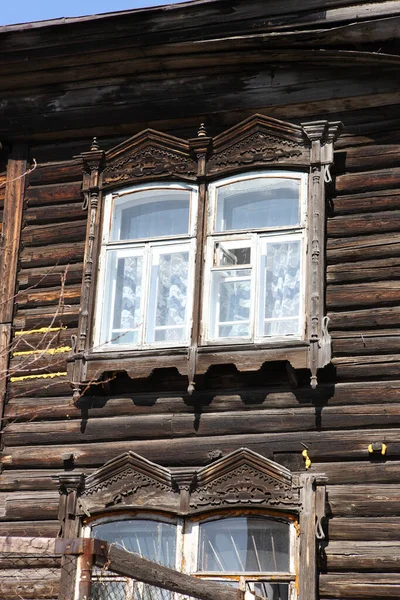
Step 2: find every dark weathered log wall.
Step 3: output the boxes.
[1,1,400,598]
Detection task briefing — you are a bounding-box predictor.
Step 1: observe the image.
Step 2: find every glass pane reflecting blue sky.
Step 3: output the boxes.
[0,0,188,26]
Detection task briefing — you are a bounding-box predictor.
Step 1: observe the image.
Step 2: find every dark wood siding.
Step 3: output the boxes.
[0,1,400,598]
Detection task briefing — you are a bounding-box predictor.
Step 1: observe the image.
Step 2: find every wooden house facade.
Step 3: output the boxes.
[0,0,400,598]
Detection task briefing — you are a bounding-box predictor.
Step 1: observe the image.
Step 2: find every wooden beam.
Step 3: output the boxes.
[97,544,242,600]
[0,144,28,323]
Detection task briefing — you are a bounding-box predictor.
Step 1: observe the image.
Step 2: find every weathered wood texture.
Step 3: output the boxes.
[1,3,400,600]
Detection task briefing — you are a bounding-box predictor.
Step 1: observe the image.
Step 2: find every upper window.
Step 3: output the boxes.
[204,172,307,343]
[94,172,307,351]
[73,114,342,388]
[94,183,198,350]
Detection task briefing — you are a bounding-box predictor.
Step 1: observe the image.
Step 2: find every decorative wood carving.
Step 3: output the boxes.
[102,129,197,188]
[73,448,309,517]
[70,113,343,395]
[53,473,86,537]
[190,448,301,512]
[79,451,181,515]
[207,114,309,176]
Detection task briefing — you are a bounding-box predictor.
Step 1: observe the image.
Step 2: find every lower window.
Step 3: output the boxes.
[90,513,297,600]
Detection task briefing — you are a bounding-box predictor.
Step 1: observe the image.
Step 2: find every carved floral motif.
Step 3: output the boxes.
[103,145,196,186]
[208,132,303,173]
[190,464,301,510]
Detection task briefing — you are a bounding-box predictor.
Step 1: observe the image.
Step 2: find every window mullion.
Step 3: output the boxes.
[141,243,151,348]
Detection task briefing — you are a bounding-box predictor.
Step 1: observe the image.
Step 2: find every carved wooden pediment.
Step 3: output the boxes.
[207,114,310,176]
[79,451,180,514]
[190,448,301,512]
[76,448,301,516]
[102,129,197,188]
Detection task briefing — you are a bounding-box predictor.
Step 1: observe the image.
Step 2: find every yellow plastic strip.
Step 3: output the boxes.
[10,372,67,382]
[14,326,67,336]
[13,346,71,357]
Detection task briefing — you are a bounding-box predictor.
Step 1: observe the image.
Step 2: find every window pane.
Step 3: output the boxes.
[215,243,251,267]
[92,520,177,568]
[254,582,290,600]
[262,239,301,337]
[215,178,300,232]
[102,251,143,346]
[211,269,251,338]
[147,248,190,343]
[111,189,191,240]
[198,517,290,573]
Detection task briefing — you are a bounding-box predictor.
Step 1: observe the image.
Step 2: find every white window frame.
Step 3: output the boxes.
[93,182,198,352]
[202,170,308,346]
[85,512,298,600]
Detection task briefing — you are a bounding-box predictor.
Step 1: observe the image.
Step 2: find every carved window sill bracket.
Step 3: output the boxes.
[68,342,315,393]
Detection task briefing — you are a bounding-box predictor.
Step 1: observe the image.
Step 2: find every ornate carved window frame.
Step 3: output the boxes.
[54,448,327,600]
[67,115,342,398]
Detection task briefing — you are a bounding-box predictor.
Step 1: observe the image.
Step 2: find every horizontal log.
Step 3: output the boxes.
[336,167,400,194]
[14,304,79,330]
[3,428,400,469]
[332,331,400,355]
[327,231,400,263]
[0,380,393,422]
[25,181,82,207]
[8,350,69,385]
[327,210,400,238]
[10,328,75,352]
[0,470,67,492]
[17,283,81,310]
[325,541,400,571]
[320,573,400,598]
[0,521,59,538]
[327,256,400,284]
[7,375,71,400]
[16,284,81,309]
[3,0,400,57]
[312,460,400,485]
[333,354,400,380]
[25,202,84,225]
[332,188,400,216]
[328,484,400,517]
[3,493,59,520]
[342,144,400,172]
[6,379,400,423]
[327,281,400,309]
[21,221,86,247]
[329,517,400,541]
[18,263,83,290]
[28,161,82,185]
[4,404,400,447]
[328,305,400,330]
[1,409,317,446]
[20,241,85,268]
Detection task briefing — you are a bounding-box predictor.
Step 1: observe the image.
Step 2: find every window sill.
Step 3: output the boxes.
[68,341,312,386]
